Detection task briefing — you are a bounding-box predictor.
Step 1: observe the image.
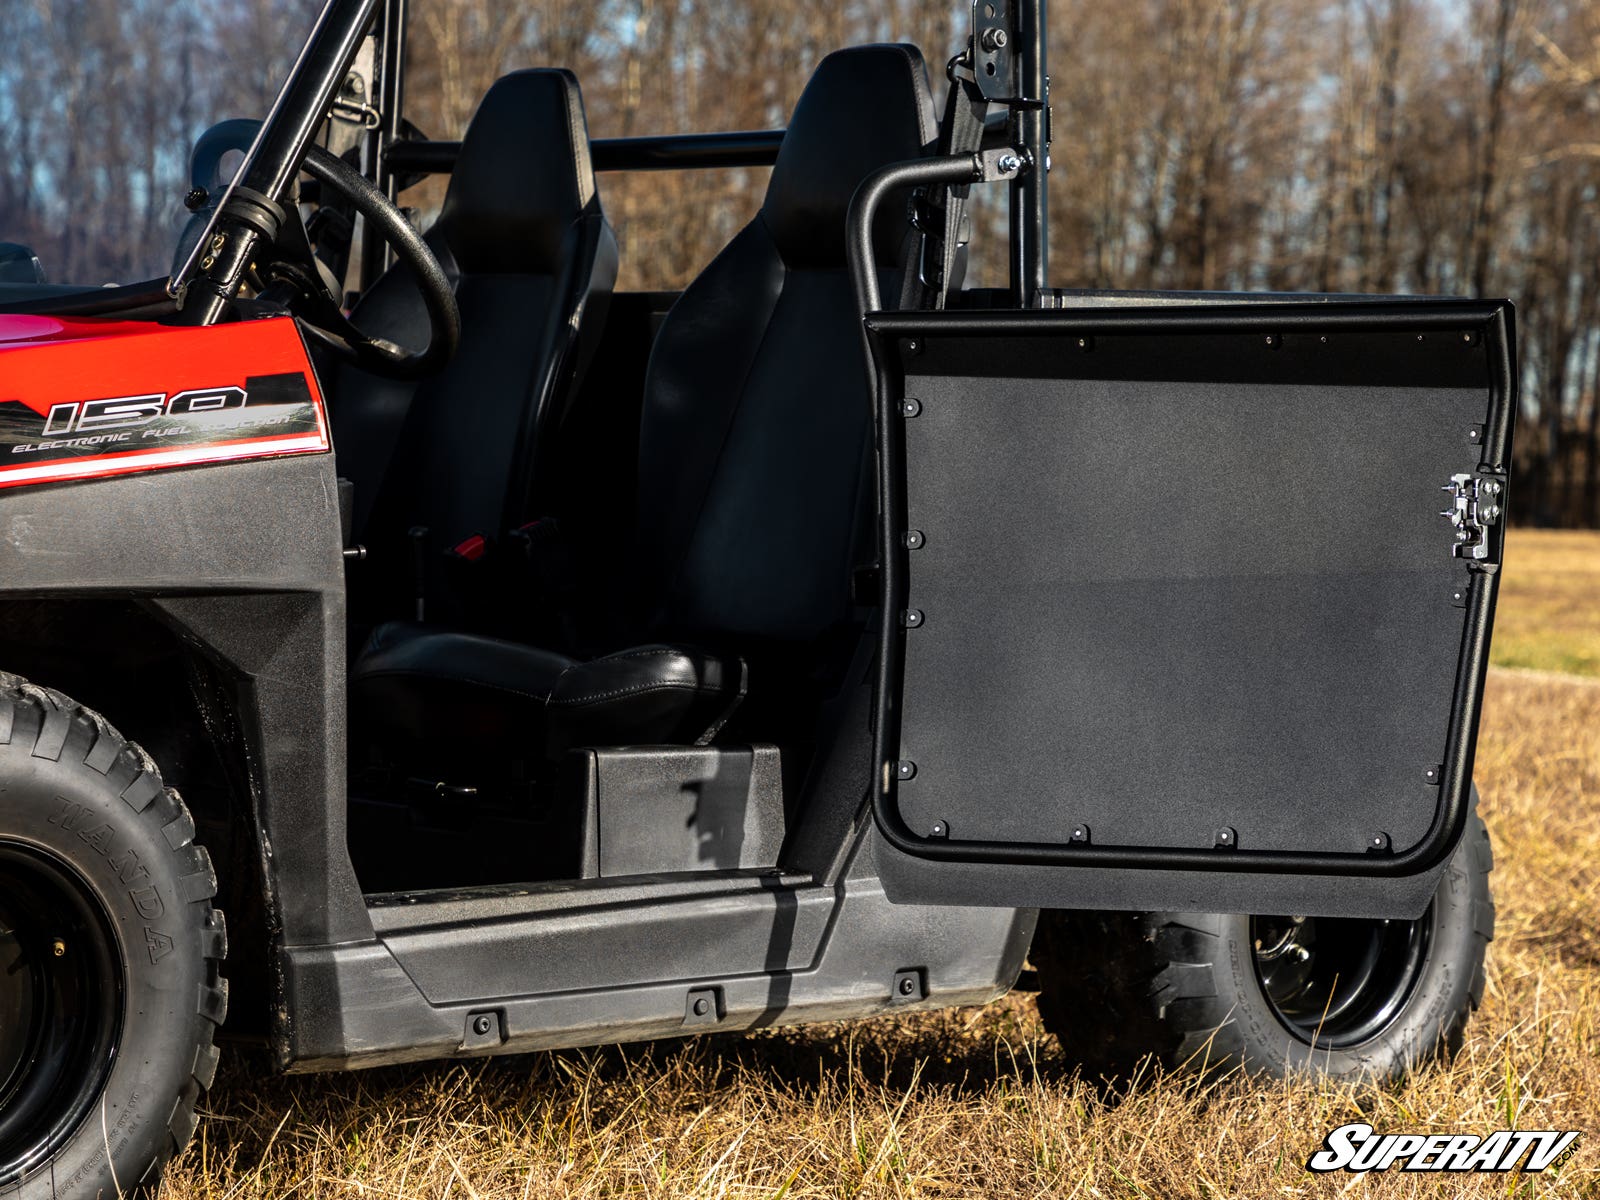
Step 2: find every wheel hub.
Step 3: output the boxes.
[0,842,124,1185]
[1250,908,1432,1049]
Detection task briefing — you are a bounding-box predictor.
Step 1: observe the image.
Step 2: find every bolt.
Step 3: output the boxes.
[997,153,1022,174]
[1481,504,1501,522]
[904,529,925,550]
[906,338,921,354]
[903,609,924,628]
[1425,766,1440,782]
[929,821,947,837]
[1318,335,1329,345]
[1295,947,1312,963]
[1264,334,1278,348]
[1371,832,1391,851]
[1069,825,1089,843]
[981,27,1009,50]
[1482,480,1502,497]
[1468,427,1481,441]
[183,187,209,212]
[1075,336,1091,351]
[1215,827,1235,846]
[1451,589,1465,604]
[901,398,922,418]
[1455,529,1472,543]
[898,976,917,996]
[472,1015,492,1036]
[1462,331,1476,344]
[51,938,65,958]
[692,997,711,1017]
[897,760,917,781]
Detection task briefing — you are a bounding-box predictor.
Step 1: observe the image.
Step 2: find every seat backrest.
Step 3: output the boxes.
[334,69,616,618]
[634,45,936,648]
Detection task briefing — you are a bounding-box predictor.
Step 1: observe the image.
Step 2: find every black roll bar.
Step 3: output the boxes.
[384,112,1023,180]
[847,155,991,315]
[174,0,380,324]
[360,0,409,284]
[1010,0,1048,304]
[385,128,785,176]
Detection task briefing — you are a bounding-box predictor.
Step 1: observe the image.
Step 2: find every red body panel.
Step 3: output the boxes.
[0,314,329,489]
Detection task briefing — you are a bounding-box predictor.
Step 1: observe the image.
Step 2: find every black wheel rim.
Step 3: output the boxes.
[1250,907,1431,1049]
[0,841,125,1185]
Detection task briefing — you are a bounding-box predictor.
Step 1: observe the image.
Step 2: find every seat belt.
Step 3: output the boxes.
[903,54,990,311]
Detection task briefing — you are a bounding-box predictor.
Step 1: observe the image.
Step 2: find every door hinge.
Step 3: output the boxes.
[1440,473,1503,560]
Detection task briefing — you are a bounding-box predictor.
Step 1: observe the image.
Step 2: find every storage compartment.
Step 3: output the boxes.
[570,745,785,877]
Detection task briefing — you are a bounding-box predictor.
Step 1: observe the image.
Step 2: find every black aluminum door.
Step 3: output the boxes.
[868,299,1513,918]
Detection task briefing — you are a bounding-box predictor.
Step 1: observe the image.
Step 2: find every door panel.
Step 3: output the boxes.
[867,301,1513,917]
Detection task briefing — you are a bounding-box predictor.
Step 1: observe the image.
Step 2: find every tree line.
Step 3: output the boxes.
[1,0,1596,524]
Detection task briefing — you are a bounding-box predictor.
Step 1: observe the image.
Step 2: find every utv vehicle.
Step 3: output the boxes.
[0,0,1509,1194]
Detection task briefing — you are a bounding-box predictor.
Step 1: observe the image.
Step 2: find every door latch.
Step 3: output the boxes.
[1440,473,1503,560]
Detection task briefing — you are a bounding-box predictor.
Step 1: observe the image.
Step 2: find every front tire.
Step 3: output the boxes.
[1033,813,1493,1084]
[0,677,226,1197]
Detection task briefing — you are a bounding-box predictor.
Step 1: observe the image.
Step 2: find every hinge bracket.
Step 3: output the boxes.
[1440,473,1504,560]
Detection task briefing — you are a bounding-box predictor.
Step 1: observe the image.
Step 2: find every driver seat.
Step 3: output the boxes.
[332,68,617,628]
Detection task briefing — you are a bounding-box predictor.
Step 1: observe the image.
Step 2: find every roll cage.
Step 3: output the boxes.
[169,0,1053,321]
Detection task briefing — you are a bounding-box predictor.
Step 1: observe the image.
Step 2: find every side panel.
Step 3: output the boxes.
[868,302,1513,917]
[280,831,1034,1072]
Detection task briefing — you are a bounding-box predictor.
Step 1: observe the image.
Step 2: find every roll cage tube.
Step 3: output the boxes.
[360,0,409,282]
[847,150,1029,314]
[172,0,380,326]
[1010,0,1049,304]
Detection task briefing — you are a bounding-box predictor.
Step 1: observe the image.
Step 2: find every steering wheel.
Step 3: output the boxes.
[288,143,460,379]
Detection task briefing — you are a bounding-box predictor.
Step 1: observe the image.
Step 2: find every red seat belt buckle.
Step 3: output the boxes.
[450,534,489,562]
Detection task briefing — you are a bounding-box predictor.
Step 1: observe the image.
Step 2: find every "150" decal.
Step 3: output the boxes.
[0,370,328,487]
[42,387,250,437]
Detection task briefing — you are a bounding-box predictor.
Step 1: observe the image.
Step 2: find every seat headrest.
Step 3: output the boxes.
[435,69,599,274]
[760,45,937,270]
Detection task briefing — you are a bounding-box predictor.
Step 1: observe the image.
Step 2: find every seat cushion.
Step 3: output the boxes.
[351,623,745,774]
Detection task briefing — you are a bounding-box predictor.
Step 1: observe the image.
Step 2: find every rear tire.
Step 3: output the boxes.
[1033,812,1493,1084]
[0,676,226,1197]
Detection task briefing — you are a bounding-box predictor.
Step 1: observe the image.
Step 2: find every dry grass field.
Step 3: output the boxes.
[161,532,1600,1199]
[1492,531,1600,678]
